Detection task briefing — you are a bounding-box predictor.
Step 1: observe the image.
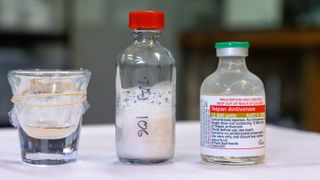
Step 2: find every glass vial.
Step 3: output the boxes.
[200,42,266,165]
[116,11,176,164]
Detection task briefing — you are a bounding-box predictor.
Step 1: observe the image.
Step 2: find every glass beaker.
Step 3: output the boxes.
[8,69,91,165]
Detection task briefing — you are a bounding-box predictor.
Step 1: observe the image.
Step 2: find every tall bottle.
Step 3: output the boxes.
[116,11,176,164]
[200,42,266,165]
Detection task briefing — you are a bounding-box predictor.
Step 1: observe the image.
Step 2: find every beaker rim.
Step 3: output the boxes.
[8,69,91,78]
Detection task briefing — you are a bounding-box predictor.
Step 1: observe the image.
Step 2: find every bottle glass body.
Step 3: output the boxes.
[116,30,176,164]
[200,56,265,165]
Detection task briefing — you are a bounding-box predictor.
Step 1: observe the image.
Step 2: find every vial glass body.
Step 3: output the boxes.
[200,56,265,165]
[116,30,176,164]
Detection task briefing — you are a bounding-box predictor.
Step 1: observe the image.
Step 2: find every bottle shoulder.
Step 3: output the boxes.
[201,70,265,96]
[117,43,175,65]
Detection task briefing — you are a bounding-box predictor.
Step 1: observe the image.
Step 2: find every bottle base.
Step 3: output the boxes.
[118,157,171,165]
[201,154,265,165]
[22,152,77,165]
[18,124,80,165]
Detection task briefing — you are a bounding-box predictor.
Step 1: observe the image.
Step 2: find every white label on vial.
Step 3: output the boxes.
[200,96,266,157]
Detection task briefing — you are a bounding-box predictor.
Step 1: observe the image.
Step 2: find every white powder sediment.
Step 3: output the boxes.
[116,81,175,159]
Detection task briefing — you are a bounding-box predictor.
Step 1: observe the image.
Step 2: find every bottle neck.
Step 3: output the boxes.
[132,30,161,43]
[217,57,248,72]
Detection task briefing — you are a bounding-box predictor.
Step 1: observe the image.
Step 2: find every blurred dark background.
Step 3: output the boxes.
[0,0,320,132]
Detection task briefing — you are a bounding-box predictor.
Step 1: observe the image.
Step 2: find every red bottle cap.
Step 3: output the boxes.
[129,11,164,30]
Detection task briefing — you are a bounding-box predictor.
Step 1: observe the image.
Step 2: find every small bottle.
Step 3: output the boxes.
[200,42,266,165]
[116,11,176,164]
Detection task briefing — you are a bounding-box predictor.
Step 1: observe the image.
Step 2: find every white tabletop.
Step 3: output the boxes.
[0,121,320,180]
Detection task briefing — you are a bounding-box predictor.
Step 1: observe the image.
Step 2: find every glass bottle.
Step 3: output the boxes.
[116,11,176,164]
[200,42,266,165]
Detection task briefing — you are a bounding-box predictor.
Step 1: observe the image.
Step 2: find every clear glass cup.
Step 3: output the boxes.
[8,69,91,165]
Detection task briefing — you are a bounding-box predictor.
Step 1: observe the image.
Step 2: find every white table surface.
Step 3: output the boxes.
[0,121,320,180]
